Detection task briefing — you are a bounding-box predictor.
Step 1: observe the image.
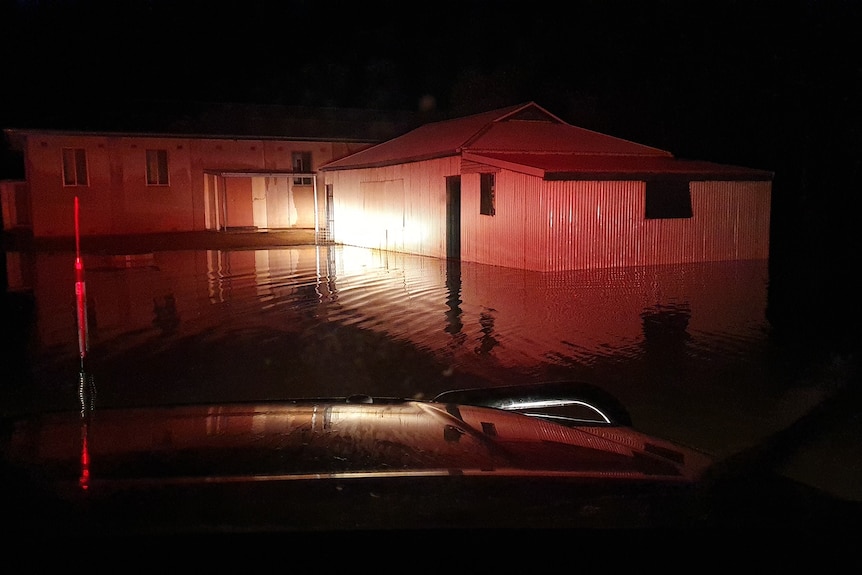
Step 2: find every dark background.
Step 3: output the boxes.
[2,0,860,354]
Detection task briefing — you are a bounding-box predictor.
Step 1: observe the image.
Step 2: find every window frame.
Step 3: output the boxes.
[62,148,89,187]
[480,172,496,216]
[146,149,170,186]
[292,151,313,186]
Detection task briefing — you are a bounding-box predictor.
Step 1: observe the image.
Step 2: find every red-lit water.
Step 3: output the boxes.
[1,245,840,462]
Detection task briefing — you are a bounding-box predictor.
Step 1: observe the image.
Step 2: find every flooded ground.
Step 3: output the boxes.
[2,239,859,503]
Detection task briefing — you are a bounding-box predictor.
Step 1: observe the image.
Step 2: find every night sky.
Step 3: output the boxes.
[2,0,861,349]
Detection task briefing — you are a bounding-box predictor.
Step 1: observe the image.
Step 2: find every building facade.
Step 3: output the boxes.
[321,102,773,271]
[1,102,420,241]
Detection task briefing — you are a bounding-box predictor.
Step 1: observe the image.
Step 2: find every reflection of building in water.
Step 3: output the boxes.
[153,294,180,336]
[475,308,501,355]
[316,242,338,304]
[641,303,692,374]
[3,250,34,293]
[642,303,691,349]
[23,244,769,383]
[445,259,464,338]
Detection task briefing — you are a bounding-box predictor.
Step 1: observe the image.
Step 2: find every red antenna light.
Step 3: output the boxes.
[79,420,91,491]
[74,196,95,491]
[74,196,88,364]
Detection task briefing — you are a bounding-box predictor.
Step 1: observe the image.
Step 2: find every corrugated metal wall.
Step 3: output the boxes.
[690,180,771,262]
[326,157,460,258]
[461,170,537,269]
[533,180,646,271]
[328,160,771,272]
[465,175,770,271]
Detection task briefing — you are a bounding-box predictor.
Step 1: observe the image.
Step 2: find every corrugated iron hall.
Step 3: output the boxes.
[321,102,772,272]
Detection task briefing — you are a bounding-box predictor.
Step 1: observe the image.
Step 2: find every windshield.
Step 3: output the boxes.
[1,1,861,538]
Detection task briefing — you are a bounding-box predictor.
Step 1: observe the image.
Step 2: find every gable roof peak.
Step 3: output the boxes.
[493,102,569,125]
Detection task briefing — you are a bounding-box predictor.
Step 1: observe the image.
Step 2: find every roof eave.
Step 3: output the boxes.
[461,152,546,178]
[544,170,775,181]
[4,127,379,143]
[321,151,460,171]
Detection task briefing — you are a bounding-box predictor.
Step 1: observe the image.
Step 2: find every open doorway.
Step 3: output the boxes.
[446,175,461,259]
[204,173,316,230]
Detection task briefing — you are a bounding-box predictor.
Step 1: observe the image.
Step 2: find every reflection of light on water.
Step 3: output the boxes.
[22,246,770,406]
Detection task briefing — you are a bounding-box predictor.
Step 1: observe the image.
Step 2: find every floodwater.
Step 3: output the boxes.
[0,243,850,467]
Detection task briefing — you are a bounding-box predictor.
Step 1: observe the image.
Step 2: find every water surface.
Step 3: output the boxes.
[2,245,834,461]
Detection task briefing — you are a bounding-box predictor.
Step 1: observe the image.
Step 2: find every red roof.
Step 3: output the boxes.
[321,102,773,181]
[466,118,670,156]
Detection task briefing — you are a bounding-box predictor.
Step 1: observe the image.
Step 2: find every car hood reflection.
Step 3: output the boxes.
[3,397,711,488]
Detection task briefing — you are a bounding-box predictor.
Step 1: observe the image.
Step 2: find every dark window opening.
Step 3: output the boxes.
[480,172,495,216]
[292,151,313,185]
[62,148,88,186]
[292,151,311,171]
[645,179,692,219]
[146,149,169,186]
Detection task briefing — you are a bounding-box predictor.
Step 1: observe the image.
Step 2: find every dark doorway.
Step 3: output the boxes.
[446,176,461,259]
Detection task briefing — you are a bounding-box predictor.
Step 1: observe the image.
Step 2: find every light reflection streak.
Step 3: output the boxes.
[498,399,612,424]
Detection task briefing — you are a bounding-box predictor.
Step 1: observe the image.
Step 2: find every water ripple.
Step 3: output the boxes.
[13,245,773,408]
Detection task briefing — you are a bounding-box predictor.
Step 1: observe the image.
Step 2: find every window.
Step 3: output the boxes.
[645,179,692,219]
[62,148,88,186]
[146,149,169,185]
[480,172,496,216]
[292,151,313,185]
